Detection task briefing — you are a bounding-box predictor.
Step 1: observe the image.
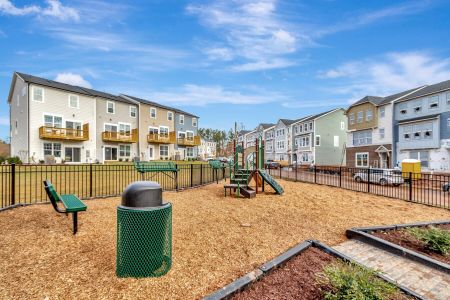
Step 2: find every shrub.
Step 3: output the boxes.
[118,158,123,162]
[0,156,6,163]
[407,226,450,255]
[7,156,22,165]
[318,261,399,300]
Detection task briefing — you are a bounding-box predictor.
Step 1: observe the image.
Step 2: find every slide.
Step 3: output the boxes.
[258,170,284,195]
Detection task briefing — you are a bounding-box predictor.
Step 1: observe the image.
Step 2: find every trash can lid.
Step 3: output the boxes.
[121,181,163,208]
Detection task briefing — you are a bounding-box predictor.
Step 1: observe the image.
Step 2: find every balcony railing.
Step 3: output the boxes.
[102,129,138,143]
[177,136,201,146]
[39,124,89,141]
[147,131,176,144]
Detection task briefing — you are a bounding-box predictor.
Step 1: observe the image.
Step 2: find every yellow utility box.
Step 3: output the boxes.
[401,159,421,180]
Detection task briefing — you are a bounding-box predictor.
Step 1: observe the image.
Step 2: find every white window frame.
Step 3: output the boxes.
[104,146,118,161]
[159,144,169,157]
[118,122,132,134]
[167,111,173,121]
[159,125,169,137]
[179,114,184,125]
[186,147,194,157]
[148,126,159,134]
[379,128,385,139]
[366,109,373,121]
[107,101,115,114]
[32,86,44,103]
[349,113,355,125]
[43,142,62,157]
[150,107,157,118]
[447,118,450,129]
[379,107,385,118]
[315,135,321,146]
[104,122,118,132]
[43,113,63,128]
[192,118,197,127]
[447,93,450,106]
[68,94,79,109]
[355,152,369,168]
[340,121,345,130]
[186,130,194,140]
[357,111,363,123]
[333,136,339,147]
[119,144,131,157]
[129,106,137,118]
[148,145,155,160]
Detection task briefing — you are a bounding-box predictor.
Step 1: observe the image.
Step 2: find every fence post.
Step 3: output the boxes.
[11,163,15,206]
[89,164,93,198]
[409,172,413,202]
[367,169,370,193]
[295,163,298,182]
[314,165,317,183]
[339,166,342,188]
[190,164,194,187]
[200,164,203,185]
[279,165,282,178]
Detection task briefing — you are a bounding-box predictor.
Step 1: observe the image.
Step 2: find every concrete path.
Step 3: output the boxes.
[334,239,450,300]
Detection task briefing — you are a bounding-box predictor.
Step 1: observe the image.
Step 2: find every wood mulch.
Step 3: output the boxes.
[372,224,450,265]
[0,180,449,299]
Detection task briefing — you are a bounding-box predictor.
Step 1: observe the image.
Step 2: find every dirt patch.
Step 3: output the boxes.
[0,180,449,299]
[373,224,450,265]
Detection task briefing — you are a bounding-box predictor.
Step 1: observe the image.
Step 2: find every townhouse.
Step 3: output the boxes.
[264,125,276,160]
[198,138,216,159]
[393,80,450,170]
[245,123,275,149]
[291,109,347,166]
[272,119,296,162]
[8,72,200,163]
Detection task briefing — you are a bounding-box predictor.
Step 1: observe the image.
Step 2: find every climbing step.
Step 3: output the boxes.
[240,186,256,198]
[258,170,284,194]
[333,239,450,300]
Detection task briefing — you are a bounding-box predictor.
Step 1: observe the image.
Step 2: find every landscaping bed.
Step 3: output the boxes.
[372,224,450,265]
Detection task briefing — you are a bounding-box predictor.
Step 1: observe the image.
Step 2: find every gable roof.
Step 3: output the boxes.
[396,79,450,103]
[291,108,343,125]
[121,94,199,118]
[279,119,296,126]
[260,123,275,129]
[379,86,427,105]
[351,96,384,107]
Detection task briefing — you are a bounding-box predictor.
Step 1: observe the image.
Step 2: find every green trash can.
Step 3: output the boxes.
[116,181,172,278]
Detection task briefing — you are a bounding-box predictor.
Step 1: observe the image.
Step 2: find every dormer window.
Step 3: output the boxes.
[429,96,439,109]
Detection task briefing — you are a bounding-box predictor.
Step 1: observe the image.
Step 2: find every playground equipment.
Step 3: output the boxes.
[224,136,283,198]
[208,159,227,184]
[134,161,178,191]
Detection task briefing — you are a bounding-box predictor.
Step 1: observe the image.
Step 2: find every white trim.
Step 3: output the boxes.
[32,86,44,103]
[43,112,64,127]
[129,106,137,118]
[106,101,115,114]
[192,117,197,127]
[148,145,155,160]
[179,114,184,125]
[104,122,118,131]
[355,152,369,167]
[159,125,169,135]
[103,146,118,161]
[167,111,173,121]
[177,131,186,138]
[118,144,131,158]
[64,146,82,163]
[148,126,159,134]
[68,94,80,109]
[150,107,157,118]
[315,135,321,146]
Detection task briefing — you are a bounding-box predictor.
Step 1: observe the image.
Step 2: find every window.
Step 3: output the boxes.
[180,115,184,125]
[160,145,169,157]
[315,135,320,146]
[104,147,118,161]
[309,122,313,130]
[366,109,373,121]
[413,131,421,139]
[186,131,194,140]
[410,151,429,168]
[379,107,385,118]
[379,128,385,139]
[333,136,339,147]
[299,124,303,132]
[186,147,194,157]
[44,115,62,128]
[357,111,363,123]
[352,130,372,146]
[294,126,298,134]
[400,109,407,115]
[68,95,79,108]
[105,123,118,132]
[119,123,131,134]
[32,87,44,102]
[167,111,173,121]
[424,129,432,139]
[150,107,157,118]
[65,147,81,163]
[148,146,154,159]
[349,113,355,125]
[107,101,115,114]
[404,133,410,140]
[43,143,61,157]
[429,96,439,109]
[159,126,169,137]
[129,106,137,117]
[340,121,345,130]
[414,106,422,113]
[447,93,450,105]
[355,153,369,167]
[192,118,197,127]
[119,145,131,157]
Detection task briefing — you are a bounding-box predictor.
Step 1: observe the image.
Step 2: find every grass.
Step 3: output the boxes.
[407,226,450,255]
[0,179,449,299]
[318,261,401,300]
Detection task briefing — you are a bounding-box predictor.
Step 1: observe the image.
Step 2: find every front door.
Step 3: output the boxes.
[379,152,388,169]
[148,146,155,160]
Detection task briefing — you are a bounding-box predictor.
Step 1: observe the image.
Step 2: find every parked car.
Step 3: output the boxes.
[442,183,450,192]
[265,160,280,169]
[217,157,229,163]
[353,168,404,186]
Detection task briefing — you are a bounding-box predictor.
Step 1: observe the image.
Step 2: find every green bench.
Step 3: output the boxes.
[134,161,177,173]
[208,160,224,170]
[43,180,87,234]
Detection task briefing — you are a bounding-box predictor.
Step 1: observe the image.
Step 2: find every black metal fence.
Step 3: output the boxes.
[267,165,450,209]
[0,163,229,210]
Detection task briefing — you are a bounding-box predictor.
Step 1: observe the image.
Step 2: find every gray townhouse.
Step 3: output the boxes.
[273,119,296,162]
[291,108,347,166]
[174,110,200,159]
[245,123,275,149]
[393,80,450,170]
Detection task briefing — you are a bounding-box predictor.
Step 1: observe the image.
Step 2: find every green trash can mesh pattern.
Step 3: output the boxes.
[117,203,172,277]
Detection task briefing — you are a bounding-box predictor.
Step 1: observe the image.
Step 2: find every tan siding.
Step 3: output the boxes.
[347,103,378,131]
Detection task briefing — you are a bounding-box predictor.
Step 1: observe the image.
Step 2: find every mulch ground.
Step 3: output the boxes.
[372,224,450,265]
[1,179,449,299]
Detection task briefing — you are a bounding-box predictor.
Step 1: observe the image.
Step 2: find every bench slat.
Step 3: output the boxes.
[60,194,87,212]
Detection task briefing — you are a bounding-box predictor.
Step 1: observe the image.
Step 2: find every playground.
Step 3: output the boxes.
[1,179,449,299]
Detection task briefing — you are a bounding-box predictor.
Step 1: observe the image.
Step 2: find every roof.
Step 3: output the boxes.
[292,108,342,125]
[121,94,199,118]
[397,79,450,102]
[351,95,384,107]
[379,86,426,104]
[279,119,296,126]
[237,130,250,136]
[259,123,275,129]
[14,72,136,104]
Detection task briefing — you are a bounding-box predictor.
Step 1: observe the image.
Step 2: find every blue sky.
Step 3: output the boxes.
[1,0,450,139]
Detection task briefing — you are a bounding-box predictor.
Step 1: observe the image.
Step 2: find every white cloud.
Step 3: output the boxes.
[54,73,92,88]
[319,52,450,99]
[187,0,301,72]
[145,84,287,106]
[0,0,79,21]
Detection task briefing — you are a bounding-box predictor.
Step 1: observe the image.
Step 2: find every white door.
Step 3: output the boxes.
[148,146,155,160]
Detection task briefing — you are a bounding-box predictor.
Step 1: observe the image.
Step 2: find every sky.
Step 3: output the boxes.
[1,0,450,139]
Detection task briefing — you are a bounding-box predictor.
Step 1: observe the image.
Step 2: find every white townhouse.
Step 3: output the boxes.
[245,123,275,149]
[272,119,296,162]
[9,72,97,163]
[198,138,216,159]
[264,125,276,160]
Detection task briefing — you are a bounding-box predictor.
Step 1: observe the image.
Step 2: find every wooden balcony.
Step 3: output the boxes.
[102,128,138,143]
[39,124,89,141]
[147,131,176,144]
[177,136,201,146]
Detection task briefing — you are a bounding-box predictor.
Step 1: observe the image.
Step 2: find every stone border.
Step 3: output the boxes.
[203,239,424,300]
[346,220,450,275]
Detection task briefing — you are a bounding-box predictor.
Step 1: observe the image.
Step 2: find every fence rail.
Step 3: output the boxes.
[267,165,450,209]
[0,163,229,210]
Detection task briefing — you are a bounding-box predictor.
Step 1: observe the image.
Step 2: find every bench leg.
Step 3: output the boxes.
[72,212,78,235]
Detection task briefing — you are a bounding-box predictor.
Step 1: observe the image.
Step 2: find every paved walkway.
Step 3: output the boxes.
[334,239,450,300]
